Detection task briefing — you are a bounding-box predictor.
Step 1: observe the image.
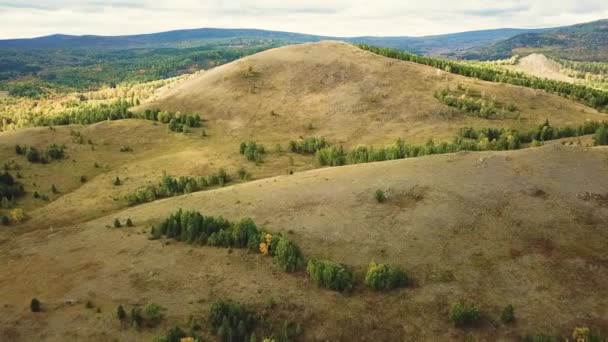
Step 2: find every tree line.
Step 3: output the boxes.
[314,120,608,166]
[125,170,230,206]
[34,98,134,126]
[288,137,330,154]
[141,108,202,133]
[357,44,608,112]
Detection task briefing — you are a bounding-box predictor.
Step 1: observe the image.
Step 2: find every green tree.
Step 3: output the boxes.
[501,304,515,324]
[30,298,41,312]
[593,126,608,146]
[114,218,122,228]
[117,305,127,321]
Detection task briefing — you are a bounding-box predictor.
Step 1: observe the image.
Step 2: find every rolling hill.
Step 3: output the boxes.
[460,19,608,61]
[1,41,608,341]
[1,144,607,340]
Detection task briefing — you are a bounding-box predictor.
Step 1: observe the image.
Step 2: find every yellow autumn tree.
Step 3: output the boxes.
[9,208,26,223]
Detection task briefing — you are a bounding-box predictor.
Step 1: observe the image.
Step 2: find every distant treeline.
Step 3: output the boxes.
[34,98,134,126]
[357,44,608,112]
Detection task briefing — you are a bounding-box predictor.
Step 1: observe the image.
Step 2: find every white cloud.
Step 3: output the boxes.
[0,0,607,39]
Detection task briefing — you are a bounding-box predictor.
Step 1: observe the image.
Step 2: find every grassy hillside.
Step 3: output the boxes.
[1,145,607,340]
[1,41,608,341]
[460,19,608,61]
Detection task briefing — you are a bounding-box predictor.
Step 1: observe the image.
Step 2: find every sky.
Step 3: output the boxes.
[0,0,607,39]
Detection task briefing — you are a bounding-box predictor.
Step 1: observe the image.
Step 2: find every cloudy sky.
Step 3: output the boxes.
[0,0,607,39]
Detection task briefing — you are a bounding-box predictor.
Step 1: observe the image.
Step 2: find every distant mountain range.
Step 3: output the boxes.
[0,19,607,61]
[458,19,608,61]
[0,27,545,57]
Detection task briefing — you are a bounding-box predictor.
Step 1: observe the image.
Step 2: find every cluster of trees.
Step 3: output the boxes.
[209,300,257,342]
[315,146,347,166]
[357,44,608,112]
[34,98,134,126]
[16,144,65,163]
[315,120,608,168]
[239,141,266,163]
[0,171,24,206]
[449,302,481,327]
[151,209,303,273]
[288,137,330,154]
[125,170,230,205]
[434,88,518,119]
[140,108,202,132]
[364,262,410,290]
[306,259,354,292]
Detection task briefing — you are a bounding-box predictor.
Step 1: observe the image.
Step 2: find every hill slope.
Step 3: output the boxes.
[1,145,607,340]
[461,19,608,61]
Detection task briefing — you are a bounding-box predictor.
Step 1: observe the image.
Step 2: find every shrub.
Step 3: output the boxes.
[126,218,133,227]
[80,175,87,183]
[449,302,481,327]
[1,215,9,225]
[209,300,257,342]
[593,126,608,146]
[143,303,165,327]
[501,304,515,324]
[315,146,346,166]
[30,298,41,312]
[51,184,58,194]
[364,262,409,290]
[375,189,386,203]
[131,307,143,328]
[158,326,187,342]
[9,208,25,223]
[114,177,121,186]
[114,218,122,228]
[306,259,354,292]
[274,236,303,272]
[288,137,330,154]
[85,300,94,309]
[117,305,127,321]
[240,141,266,162]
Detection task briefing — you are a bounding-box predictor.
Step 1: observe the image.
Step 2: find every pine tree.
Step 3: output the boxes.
[30,298,41,312]
[51,184,58,194]
[126,218,133,227]
[117,305,127,321]
[114,177,121,186]
[114,218,122,228]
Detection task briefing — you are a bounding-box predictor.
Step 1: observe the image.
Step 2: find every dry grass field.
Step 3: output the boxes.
[0,41,607,341]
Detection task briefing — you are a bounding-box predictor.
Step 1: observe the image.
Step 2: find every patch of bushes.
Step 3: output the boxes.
[125,170,230,205]
[434,88,518,119]
[121,303,166,329]
[17,144,65,164]
[288,137,330,154]
[155,326,188,342]
[273,235,304,272]
[593,126,608,146]
[449,301,481,327]
[315,146,346,166]
[240,141,266,163]
[306,259,354,292]
[120,146,133,152]
[209,300,257,342]
[364,261,409,290]
[141,108,203,133]
[0,171,25,203]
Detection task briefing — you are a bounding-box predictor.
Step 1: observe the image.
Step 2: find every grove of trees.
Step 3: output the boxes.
[306,259,354,292]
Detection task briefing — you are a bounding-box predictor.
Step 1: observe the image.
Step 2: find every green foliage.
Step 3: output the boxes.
[114,177,122,186]
[593,126,608,146]
[240,141,266,163]
[125,170,230,206]
[209,300,257,342]
[449,302,481,327]
[364,262,409,290]
[142,108,202,132]
[375,189,386,203]
[0,171,25,202]
[143,303,165,327]
[114,218,122,228]
[126,218,134,227]
[315,146,346,166]
[288,137,330,154]
[501,304,515,324]
[117,305,127,321]
[358,44,608,112]
[274,236,303,272]
[434,88,518,119]
[306,259,354,292]
[156,326,187,342]
[131,307,143,328]
[30,298,41,312]
[20,144,65,164]
[36,98,134,126]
